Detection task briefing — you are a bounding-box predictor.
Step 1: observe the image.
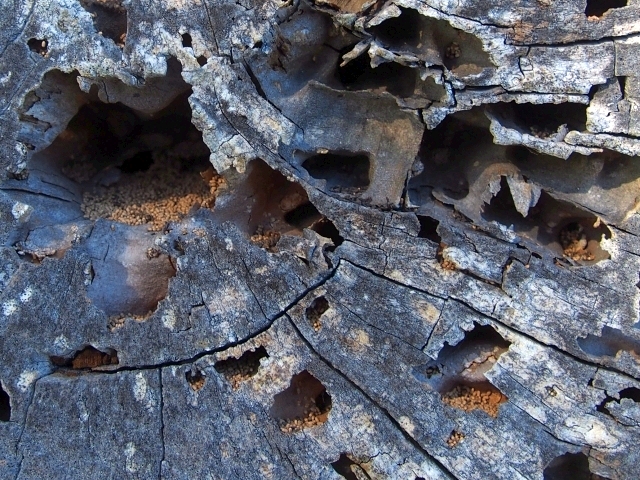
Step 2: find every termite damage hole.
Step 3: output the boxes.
[72,95,222,232]
[302,151,370,194]
[585,0,627,18]
[214,159,341,251]
[446,430,465,448]
[306,296,330,331]
[13,64,215,321]
[420,323,510,417]
[331,454,371,480]
[50,345,119,370]
[337,49,422,99]
[483,178,611,263]
[416,215,441,244]
[80,0,128,46]
[23,62,224,234]
[27,38,48,56]
[271,370,332,433]
[543,452,610,480]
[495,102,587,139]
[409,110,484,204]
[596,387,640,415]
[368,8,493,75]
[559,221,605,262]
[186,367,206,392]
[214,347,268,389]
[0,385,10,422]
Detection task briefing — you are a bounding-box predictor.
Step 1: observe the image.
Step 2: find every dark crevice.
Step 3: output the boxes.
[50,345,119,370]
[337,50,419,98]
[27,38,48,56]
[214,346,269,388]
[302,152,371,192]
[270,370,332,432]
[368,8,423,48]
[416,323,510,417]
[585,0,627,17]
[619,386,640,401]
[284,202,323,229]
[306,296,330,331]
[416,214,441,243]
[543,452,610,480]
[493,102,587,136]
[618,76,627,97]
[310,217,344,250]
[368,7,493,74]
[596,395,613,414]
[409,110,481,203]
[79,0,127,46]
[331,454,371,480]
[181,33,192,48]
[595,387,640,415]
[0,385,10,422]
[243,61,269,102]
[483,178,611,264]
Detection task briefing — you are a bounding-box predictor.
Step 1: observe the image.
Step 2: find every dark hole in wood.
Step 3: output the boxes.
[214,347,269,387]
[543,452,609,480]
[302,152,370,189]
[508,102,588,134]
[27,38,48,55]
[181,33,192,48]
[0,386,10,422]
[331,454,369,480]
[185,367,206,391]
[416,215,441,243]
[119,150,154,173]
[306,296,329,330]
[597,386,640,415]
[369,7,422,47]
[284,202,323,229]
[336,46,417,98]
[577,326,640,358]
[483,178,611,263]
[585,0,627,17]
[619,387,640,402]
[270,370,332,431]
[420,323,510,416]
[50,345,119,370]
[410,111,483,203]
[311,217,344,249]
[79,0,127,46]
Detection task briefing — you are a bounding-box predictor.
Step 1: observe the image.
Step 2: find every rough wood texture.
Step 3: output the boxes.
[1,0,640,478]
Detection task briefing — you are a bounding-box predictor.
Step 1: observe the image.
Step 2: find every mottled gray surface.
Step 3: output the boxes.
[1,0,640,479]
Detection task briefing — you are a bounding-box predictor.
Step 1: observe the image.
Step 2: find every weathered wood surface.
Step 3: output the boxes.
[1,0,640,478]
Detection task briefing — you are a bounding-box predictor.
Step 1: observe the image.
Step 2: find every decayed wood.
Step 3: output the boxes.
[0,0,640,478]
